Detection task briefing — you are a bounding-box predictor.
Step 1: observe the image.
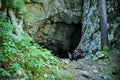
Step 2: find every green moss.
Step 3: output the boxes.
[102,45,110,51]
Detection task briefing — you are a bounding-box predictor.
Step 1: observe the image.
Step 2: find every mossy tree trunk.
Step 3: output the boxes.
[99,0,109,51]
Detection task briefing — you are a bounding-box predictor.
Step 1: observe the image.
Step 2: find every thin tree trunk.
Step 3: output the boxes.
[99,0,109,50]
[0,0,5,11]
[8,9,23,41]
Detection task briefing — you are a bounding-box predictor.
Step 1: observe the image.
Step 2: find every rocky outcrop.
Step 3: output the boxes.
[25,0,82,57]
[24,0,119,57]
[76,0,119,58]
[76,0,101,56]
[25,0,83,23]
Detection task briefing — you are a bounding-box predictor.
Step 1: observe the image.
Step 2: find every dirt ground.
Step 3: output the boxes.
[61,49,120,80]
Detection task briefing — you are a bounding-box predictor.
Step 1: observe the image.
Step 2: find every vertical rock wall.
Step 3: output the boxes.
[76,0,101,55]
[24,0,119,57]
[76,0,118,58]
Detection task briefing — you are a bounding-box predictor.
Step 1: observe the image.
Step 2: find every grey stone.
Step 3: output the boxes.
[24,0,119,56]
[92,69,98,73]
[92,51,106,61]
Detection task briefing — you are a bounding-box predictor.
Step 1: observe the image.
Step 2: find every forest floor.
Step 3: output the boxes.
[61,49,120,80]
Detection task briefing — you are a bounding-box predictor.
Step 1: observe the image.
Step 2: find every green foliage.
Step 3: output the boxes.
[0,18,16,62]
[110,16,120,29]
[0,68,11,77]
[102,45,111,59]
[5,0,24,10]
[116,17,120,22]
[104,71,114,80]
[104,51,111,59]
[0,18,72,79]
[103,45,110,51]
[23,14,31,26]
[0,1,73,79]
[110,16,120,49]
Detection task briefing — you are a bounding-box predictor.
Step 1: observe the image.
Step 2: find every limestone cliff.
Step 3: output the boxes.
[24,0,119,57]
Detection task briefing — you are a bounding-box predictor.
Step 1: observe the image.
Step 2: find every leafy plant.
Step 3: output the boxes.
[5,0,24,10]
[0,24,72,79]
[0,68,11,77]
[0,1,73,79]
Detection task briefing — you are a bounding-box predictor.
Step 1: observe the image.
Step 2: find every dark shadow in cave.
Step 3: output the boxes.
[38,22,82,59]
[56,23,82,58]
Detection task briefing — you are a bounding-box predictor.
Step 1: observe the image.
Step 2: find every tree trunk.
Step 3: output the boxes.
[0,0,5,11]
[99,0,109,50]
[8,9,23,41]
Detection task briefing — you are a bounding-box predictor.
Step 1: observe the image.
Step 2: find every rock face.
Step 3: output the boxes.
[76,0,101,56]
[25,0,82,57]
[76,0,119,57]
[24,0,119,57]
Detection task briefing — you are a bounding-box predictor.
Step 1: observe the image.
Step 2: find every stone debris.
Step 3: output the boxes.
[66,51,120,80]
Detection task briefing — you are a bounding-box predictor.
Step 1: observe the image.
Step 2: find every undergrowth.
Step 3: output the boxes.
[0,17,73,80]
[0,0,74,79]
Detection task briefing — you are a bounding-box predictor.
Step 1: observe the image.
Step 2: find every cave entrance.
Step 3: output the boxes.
[38,22,82,59]
[54,23,82,58]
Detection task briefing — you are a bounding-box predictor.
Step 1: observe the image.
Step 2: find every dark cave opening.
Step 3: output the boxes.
[54,23,82,58]
[38,22,82,59]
